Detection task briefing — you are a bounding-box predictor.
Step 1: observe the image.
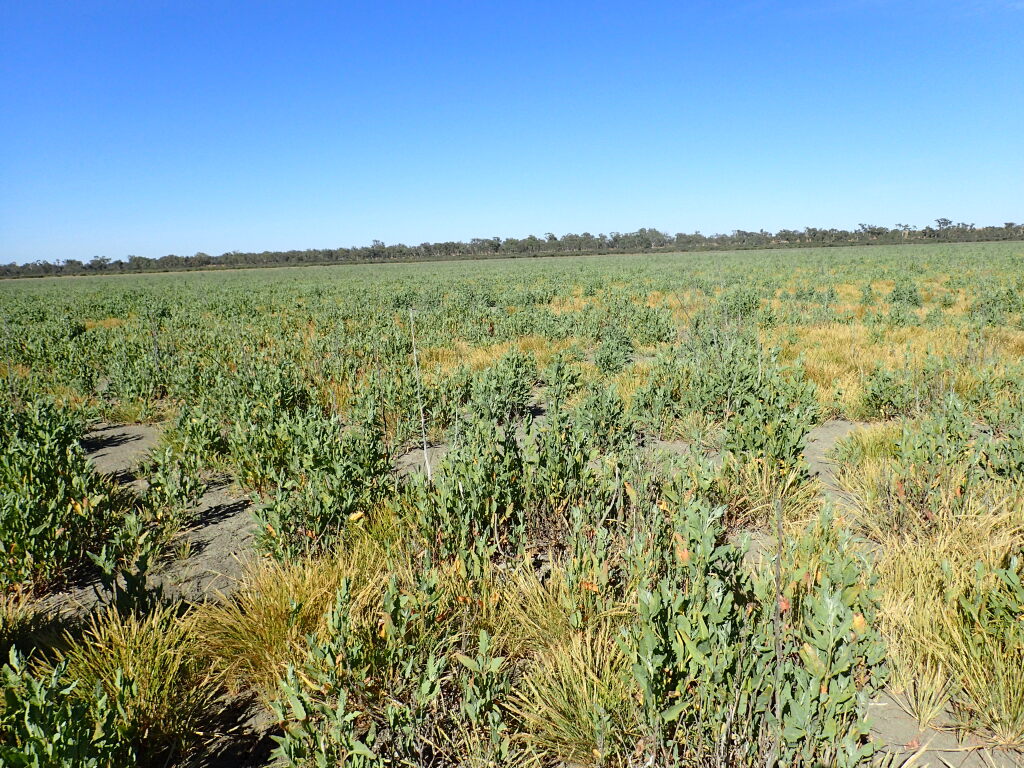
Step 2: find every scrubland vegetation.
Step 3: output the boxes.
[1,241,1023,766]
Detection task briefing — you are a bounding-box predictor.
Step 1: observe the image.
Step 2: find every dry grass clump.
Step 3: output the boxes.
[836,456,1022,543]
[421,336,573,375]
[830,422,900,467]
[769,322,1024,418]
[53,604,222,762]
[0,590,55,658]
[878,516,1024,746]
[509,621,636,767]
[463,564,577,660]
[715,456,822,531]
[196,530,400,699]
[836,445,1024,746]
[484,563,631,661]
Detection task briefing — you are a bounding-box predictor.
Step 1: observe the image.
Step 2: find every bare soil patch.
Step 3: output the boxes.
[83,422,160,482]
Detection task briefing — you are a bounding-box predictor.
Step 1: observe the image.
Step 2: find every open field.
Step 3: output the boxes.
[2,241,1024,766]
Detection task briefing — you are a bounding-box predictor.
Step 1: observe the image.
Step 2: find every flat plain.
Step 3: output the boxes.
[2,241,1023,766]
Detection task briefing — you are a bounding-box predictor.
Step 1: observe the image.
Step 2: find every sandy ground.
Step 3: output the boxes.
[803,418,864,496]
[81,423,160,488]
[394,442,449,478]
[152,477,256,603]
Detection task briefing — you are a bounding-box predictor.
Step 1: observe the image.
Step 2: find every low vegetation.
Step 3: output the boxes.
[1,241,1023,765]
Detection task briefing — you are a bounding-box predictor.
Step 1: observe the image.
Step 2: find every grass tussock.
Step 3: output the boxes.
[837,446,1024,746]
[53,604,222,762]
[509,621,636,767]
[715,456,822,531]
[196,531,399,699]
[0,590,60,659]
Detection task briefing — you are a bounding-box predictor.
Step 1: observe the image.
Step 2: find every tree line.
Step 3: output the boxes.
[3,219,1022,278]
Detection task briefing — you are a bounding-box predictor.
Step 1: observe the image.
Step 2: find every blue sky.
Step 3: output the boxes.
[1,0,1021,263]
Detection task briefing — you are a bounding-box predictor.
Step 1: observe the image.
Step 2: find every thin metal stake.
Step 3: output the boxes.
[409,308,432,482]
[765,494,785,768]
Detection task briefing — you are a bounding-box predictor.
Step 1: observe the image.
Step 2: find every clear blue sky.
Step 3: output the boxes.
[1,0,1021,263]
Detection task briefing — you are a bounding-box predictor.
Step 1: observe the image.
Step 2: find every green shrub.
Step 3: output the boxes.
[142,445,206,526]
[573,384,633,452]
[272,577,453,767]
[723,371,819,471]
[1,649,130,767]
[860,367,914,419]
[619,497,886,767]
[718,284,762,320]
[889,277,922,308]
[466,349,536,423]
[593,329,632,374]
[255,417,391,560]
[414,418,526,573]
[0,400,134,590]
[271,585,382,768]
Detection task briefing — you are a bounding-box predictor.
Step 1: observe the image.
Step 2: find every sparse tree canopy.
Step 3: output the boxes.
[2,219,1021,278]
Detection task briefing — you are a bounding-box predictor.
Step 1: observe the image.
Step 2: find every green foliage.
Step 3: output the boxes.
[618,498,755,763]
[272,576,455,766]
[87,512,164,616]
[573,384,633,452]
[0,649,129,767]
[758,516,888,767]
[467,349,536,423]
[889,277,922,308]
[142,444,206,524]
[255,416,392,561]
[970,284,1022,326]
[4,238,1024,764]
[718,284,762,320]
[620,498,886,767]
[560,503,618,630]
[0,400,133,590]
[593,328,633,374]
[415,418,526,572]
[686,326,820,467]
[723,369,819,470]
[859,283,876,306]
[271,585,381,767]
[861,367,914,419]
[455,630,512,763]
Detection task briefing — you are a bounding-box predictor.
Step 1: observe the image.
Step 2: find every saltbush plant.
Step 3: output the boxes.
[0,650,129,767]
[0,399,134,590]
[620,497,885,767]
[254,415,391,560]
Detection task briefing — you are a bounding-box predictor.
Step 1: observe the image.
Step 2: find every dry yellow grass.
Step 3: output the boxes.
[196,530,403,699]
[54,605,222,759]
[421,335,575,375]
[873,503,1024,739]
[549,294,590,314]
[641,289,706,323]
[835,449,1024,741]
[610,361,653,407]
[509,620,635,767]
[0,362,32,379]
[764,323,995,413]
[83,317,124,330]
